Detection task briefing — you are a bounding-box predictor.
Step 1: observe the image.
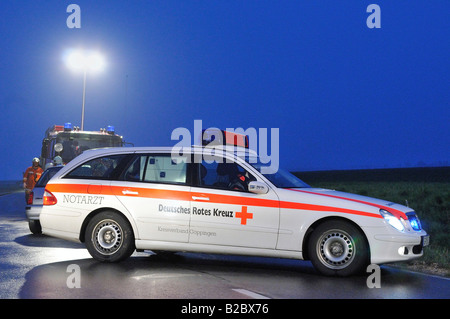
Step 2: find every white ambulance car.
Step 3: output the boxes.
[40,145,429,276]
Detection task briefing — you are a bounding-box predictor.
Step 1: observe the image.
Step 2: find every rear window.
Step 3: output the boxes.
[35,166,63,187]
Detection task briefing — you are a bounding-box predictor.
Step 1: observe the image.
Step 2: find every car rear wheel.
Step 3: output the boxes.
[28,220,42,234]
[85,211,135,262]
[308,220,369,276]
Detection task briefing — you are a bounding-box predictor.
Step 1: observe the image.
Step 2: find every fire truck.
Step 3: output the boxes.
[40,123,125,168]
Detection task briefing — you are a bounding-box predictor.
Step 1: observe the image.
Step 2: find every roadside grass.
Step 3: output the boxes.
[295,167,449,277]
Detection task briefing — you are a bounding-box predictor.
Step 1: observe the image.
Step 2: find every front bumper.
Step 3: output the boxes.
[363,226,429,264]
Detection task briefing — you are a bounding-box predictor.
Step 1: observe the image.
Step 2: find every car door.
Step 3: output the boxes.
[189,154,280,249]
[113,153,192,242]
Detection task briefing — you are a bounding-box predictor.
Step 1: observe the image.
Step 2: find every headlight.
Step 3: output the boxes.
[380,209,404,231]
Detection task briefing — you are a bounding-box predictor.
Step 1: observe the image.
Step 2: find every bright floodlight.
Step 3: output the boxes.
[64,49,106,131]
[66,50,105,73]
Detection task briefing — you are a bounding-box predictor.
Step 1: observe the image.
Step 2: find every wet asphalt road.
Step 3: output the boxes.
[1,191,449,300]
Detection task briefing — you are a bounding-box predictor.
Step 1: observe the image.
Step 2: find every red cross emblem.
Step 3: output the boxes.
[235,206,253,225]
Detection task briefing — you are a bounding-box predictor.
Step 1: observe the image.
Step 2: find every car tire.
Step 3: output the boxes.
[29,220,42,234]
[307,220,369,276]
[85,211,135,262]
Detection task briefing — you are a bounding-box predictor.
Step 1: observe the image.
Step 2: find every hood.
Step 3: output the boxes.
[283,188,410,220]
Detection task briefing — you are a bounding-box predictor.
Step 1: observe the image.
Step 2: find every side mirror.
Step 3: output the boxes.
[248,181,269,194]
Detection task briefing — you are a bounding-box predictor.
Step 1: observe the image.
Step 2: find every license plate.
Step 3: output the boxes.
[422,235,430,247]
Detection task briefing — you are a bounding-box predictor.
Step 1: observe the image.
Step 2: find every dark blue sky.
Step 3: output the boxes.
[1,1,448,181]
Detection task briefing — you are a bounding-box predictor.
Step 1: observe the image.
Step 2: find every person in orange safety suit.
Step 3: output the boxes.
[23,157,43,203]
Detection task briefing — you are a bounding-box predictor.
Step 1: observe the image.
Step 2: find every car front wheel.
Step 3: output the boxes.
[308,220,369,276]
[85,211,135,262]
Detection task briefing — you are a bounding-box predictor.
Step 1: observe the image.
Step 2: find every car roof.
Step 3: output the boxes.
[72,145,257,158]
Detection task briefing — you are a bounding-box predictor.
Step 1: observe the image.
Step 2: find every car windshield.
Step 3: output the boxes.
[56,132,123,163]
[245,156,310,188]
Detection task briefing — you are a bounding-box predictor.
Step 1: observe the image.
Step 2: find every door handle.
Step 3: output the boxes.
[192,196,210,201]
[122,189,139,195]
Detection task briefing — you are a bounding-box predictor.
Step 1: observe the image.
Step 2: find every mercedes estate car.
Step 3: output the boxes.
[40,145,428,276]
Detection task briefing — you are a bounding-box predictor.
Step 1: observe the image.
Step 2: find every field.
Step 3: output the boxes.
[294,167,450,276]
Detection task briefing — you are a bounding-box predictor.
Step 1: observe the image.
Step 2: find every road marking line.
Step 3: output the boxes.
[232,288,270,299]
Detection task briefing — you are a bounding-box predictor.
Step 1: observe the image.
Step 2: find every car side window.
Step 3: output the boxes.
[64,154,129,180]
[199,157,255,192]
[123,154,188,185]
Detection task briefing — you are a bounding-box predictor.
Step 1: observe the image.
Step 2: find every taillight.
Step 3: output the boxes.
[43,190,57,206]
[27,191,34,205]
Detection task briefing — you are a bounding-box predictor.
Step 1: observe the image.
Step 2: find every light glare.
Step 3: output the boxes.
[380,209,405,232]
[65,49,105,73]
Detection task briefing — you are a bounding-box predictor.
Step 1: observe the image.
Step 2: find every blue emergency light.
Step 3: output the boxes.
[64,122,73,131]
[406,213,422,231]
[409,218,421,231]
[106,125,115,134]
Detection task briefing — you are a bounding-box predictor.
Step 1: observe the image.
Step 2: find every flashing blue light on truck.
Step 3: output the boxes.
[64,122,73,131]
